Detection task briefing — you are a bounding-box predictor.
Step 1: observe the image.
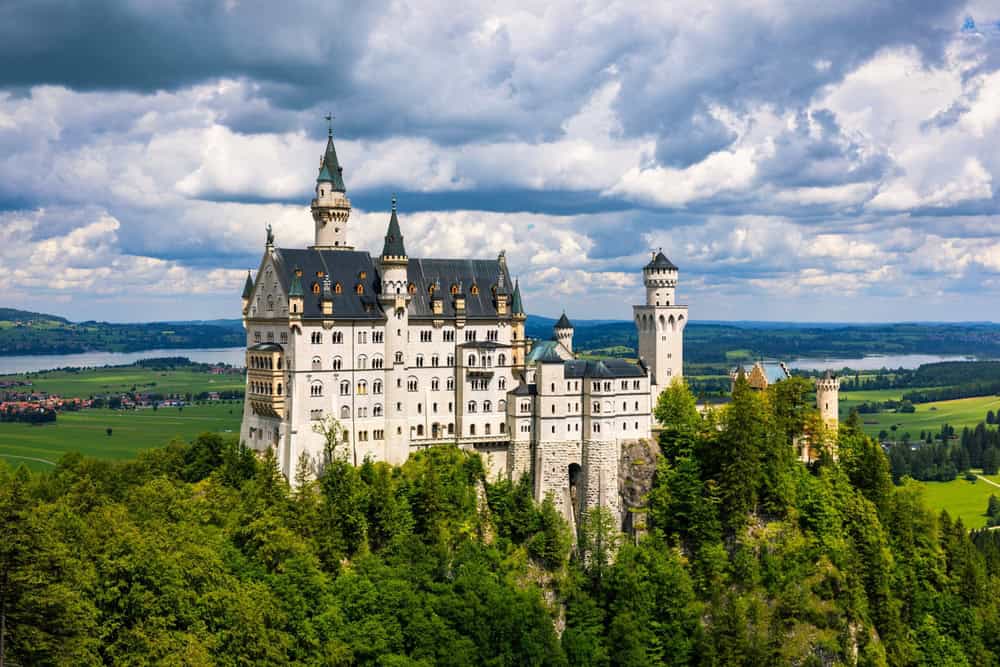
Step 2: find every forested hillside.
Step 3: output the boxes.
[0,308,243,355]
[3,378,1000,664]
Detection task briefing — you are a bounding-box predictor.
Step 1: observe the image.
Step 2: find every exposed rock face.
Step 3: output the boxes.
[618,437,661,538]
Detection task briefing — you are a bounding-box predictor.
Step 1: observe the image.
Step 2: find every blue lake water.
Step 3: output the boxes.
[785,354,976,372]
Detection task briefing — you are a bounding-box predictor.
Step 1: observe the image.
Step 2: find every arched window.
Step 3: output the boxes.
[355,283,364,295]
[373,380,383,394]
[470,284,479,295]
[499,422,506,433]
[276,383,282,395]
[417,424,424,436]
[498,378,506,390]
[468,355,476,367]
[483,400,492,413]
[341,406,351,419]
[372,355,383,369]
[311,331,321,344]
[498,400,506,412]
[485,423,491,435]
[468,401,476,413]
[310,381,323,397]
[447,377,455,390]
[498,354,506,366]
[407,377,418,392]
[332,331,343,344]
[448,423,455,434]
[334,282,343,294]
[311,356,321,371]
[395,351,403,364]
[312,282,320,294]
[332,356,342,370]
[373,404,383,416]
[431,377,440,391]
[357,355,367,369]
[416,354,424,367]
[450,284,459,295]
[408,282,416,295]
[340,380,350,395]
[431,354,439,367]
[357,380,367,395]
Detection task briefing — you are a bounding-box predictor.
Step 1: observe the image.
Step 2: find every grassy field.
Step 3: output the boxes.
[1,366,245,398]
[0,403,242,472]
[917,473,1000,529]
[843,394,1000,438]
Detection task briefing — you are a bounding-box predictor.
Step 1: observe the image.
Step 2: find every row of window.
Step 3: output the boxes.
[252,331,288,344]
[250,381,283,396]
[545,421,641,434]
[546,379,644,394]
[248,354,283,370]
[309,376,508,396]
[309,331,385,344]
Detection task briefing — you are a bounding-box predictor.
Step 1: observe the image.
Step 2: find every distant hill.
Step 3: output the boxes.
[0,308,243,356]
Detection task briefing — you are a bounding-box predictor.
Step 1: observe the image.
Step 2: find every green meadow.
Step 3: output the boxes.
[0,403,242,472]
[1,366,244,398]
[842,393,1000,438]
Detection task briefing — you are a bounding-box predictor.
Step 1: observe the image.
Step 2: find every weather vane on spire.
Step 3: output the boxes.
[325,112,334,137]
[391,193,397,211]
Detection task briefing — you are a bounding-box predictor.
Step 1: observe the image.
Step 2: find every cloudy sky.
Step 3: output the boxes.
[2,1,1000,323]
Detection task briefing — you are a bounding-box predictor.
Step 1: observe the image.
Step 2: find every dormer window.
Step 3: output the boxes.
[316,271,324,278]
[355,284,364,295]
[334,282,342,294]
[408,282,416,295]
[450,284,459,295]
[470,284,479,295]
[359,271,367,280]
[311,282,320,294]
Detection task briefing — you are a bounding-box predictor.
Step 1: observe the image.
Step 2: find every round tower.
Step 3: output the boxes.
[554,312,574,354]
[643,250,678,307]
[311,122,353,250]
[816,370,840,429]
[633,250,687,395]
[378,197,410,465]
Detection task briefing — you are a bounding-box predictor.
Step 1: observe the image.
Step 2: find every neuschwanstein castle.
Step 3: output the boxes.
[239,127,835,527]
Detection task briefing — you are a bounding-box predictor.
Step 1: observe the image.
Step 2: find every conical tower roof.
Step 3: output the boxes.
[644,250,677,271]
[511,279,525,315]
[555,312,573,329]
[381,197,407,258]
[316,128,346,192]
[288,269,304,297]
[241,271,254,298]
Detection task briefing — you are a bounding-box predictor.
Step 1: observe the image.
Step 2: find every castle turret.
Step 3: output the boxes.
[554,312,574,354]
[241,270,254,314]
[633,250,687,397]
[816,370,840,430]
[288,267,304,320]
[511,279,527,368]
[378,197,410,464]
[311,120,352,250]
[320,275,334,317]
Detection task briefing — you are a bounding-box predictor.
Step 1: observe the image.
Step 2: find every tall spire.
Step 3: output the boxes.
[241,270,254,299]
[316,116,346,192]
[511,279,525,315]
[381,195,407,259]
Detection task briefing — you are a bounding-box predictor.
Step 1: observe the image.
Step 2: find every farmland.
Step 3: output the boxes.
[0,403,242,472]
[1,365,245,399]
[841,393,1000,438]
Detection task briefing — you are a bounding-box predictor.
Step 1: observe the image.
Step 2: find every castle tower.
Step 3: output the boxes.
[816,370,840,430]
[379,197,411,464]
[510,279,527,368]
[554,312,574,354]
[311,122,353,250]
[633,250,687,396]
[241,270,254,315]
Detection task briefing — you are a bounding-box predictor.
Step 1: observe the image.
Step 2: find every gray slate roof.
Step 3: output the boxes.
[268,248,512,321]
[564,358,645,379]
[316,132,346,192]
[555,312,573,329]
[242,271,254,298]
[511,279,525,315]
[645,251,678,271]
[381,204,406,257]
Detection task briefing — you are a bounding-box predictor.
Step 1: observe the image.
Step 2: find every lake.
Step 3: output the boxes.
[0,348,247,375]
[786,354,977,371]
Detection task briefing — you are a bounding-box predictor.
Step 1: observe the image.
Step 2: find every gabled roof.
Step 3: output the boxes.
[381,199,407,258]
[511,279,525,315]
[555,312,572,329]
[645,251,678,271]
[526,339,571,364]
[316,131,346,192]
[242,271,254,298]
